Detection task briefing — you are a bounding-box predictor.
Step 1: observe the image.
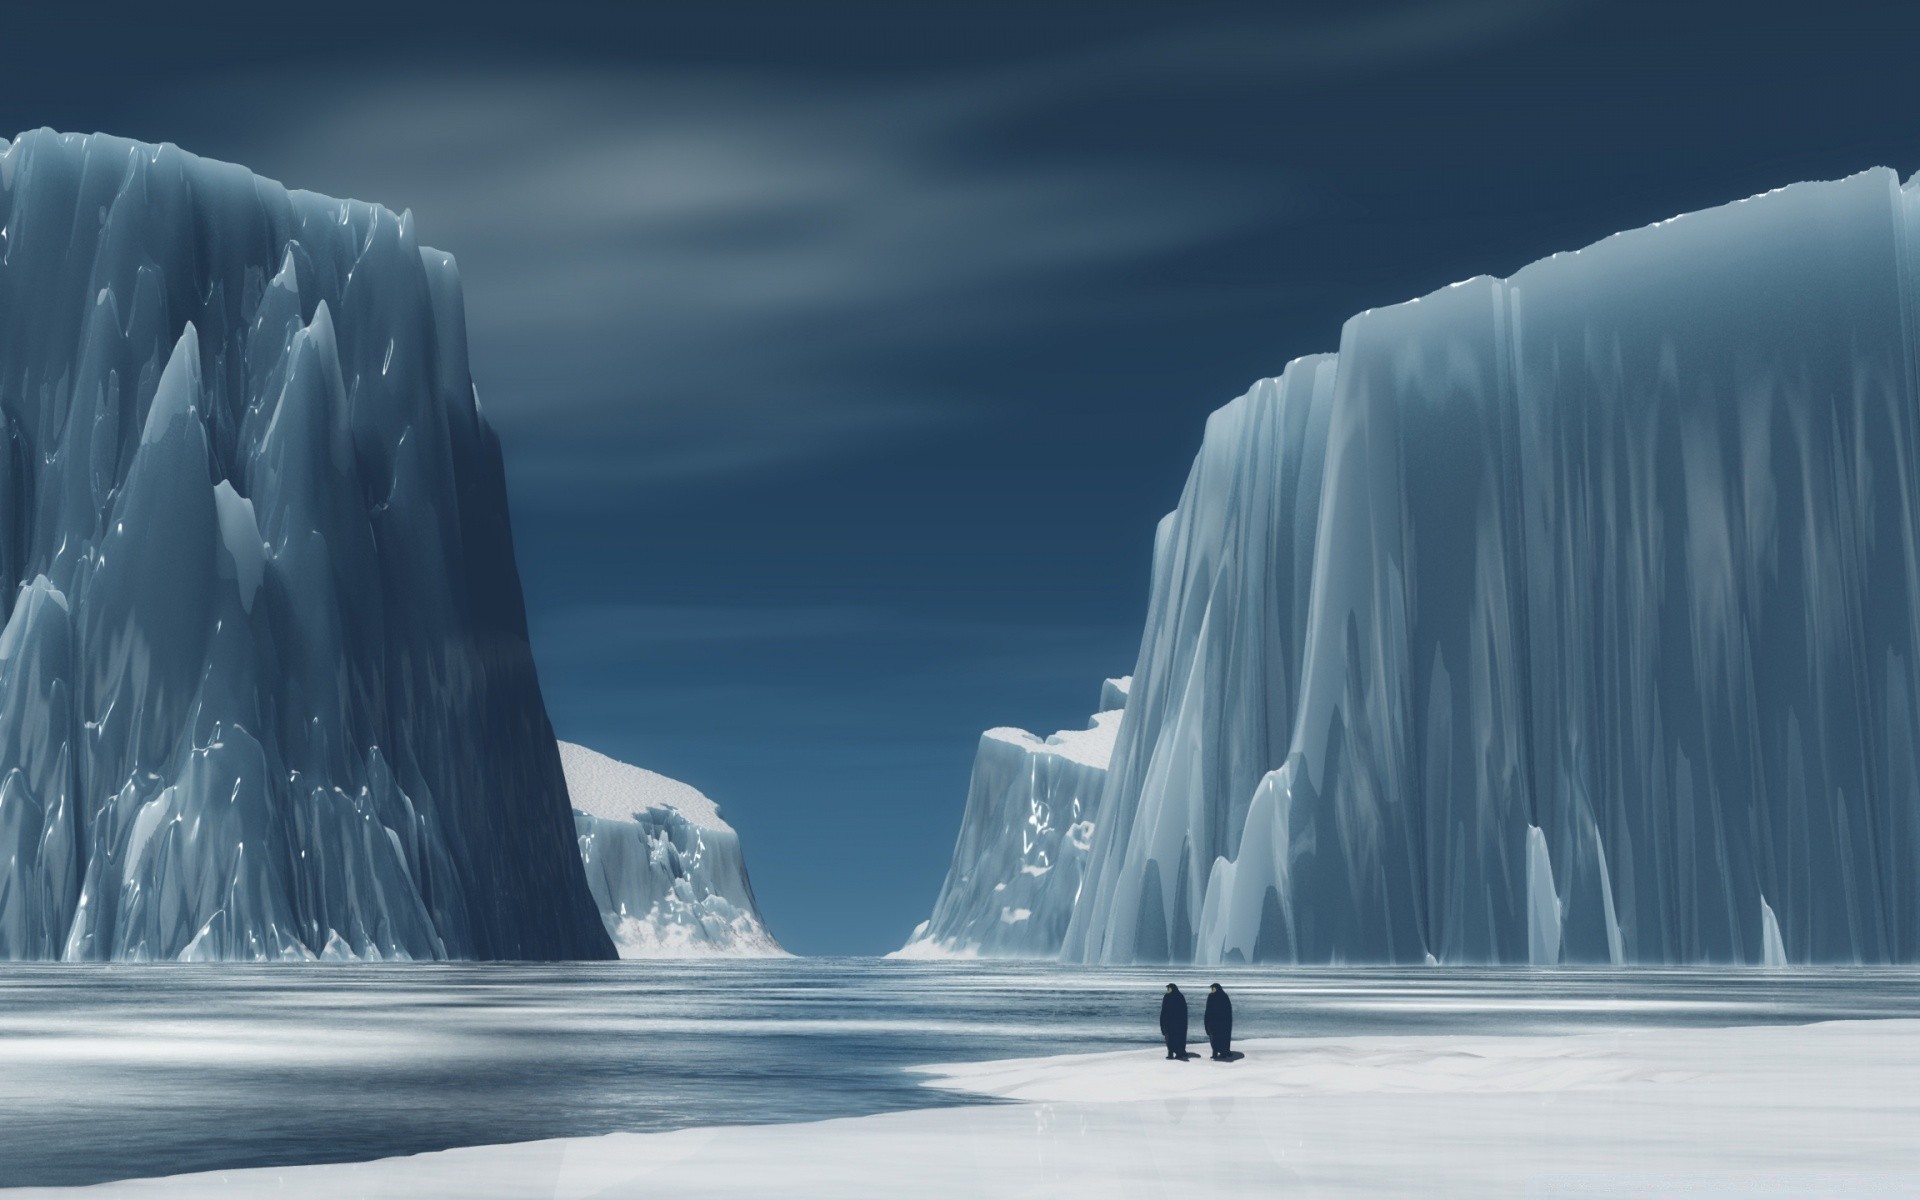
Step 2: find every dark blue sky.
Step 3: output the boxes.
[6,0,1917,952]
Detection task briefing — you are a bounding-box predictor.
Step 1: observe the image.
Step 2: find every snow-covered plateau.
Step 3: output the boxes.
[31,1018,1920,1197]
[0,130,610,960]
[1038,165,1920,965]
[561,742,781,956]
[897,678,1128,959]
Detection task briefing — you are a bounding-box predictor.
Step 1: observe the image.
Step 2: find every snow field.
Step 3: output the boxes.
[42,1019,1920,1198]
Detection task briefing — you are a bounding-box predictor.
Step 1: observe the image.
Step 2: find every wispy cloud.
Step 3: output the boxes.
[156,1,1585,495]
[169,66,1271,492]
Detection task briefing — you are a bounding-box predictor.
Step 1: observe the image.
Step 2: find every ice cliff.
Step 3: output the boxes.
[1058,166,1920,965]
[898,680,1127,958]
[563,742,781,956]
[0,130,612,960]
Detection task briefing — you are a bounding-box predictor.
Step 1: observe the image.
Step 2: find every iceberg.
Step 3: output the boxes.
[0,130,611,960]
[1062,165,1920,964]
[898,683,1124,958]
[563,742,781,956]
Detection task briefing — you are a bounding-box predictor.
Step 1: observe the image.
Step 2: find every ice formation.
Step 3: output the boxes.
[562,742,781,956]
[898,683,1124,958]
[0,130,611,960]
[1062,166,1920,965]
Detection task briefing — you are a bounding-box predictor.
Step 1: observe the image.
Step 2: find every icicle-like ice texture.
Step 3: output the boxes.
[563,743,782,957]
[0,130,612,961]
[1061,166,1920,965]
[896,679,1127,958]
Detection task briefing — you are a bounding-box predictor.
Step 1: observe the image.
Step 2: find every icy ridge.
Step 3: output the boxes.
[562,743,781,957]
[1063,165,1920,964]
[898,684,1125,958]
[0,130,611,961]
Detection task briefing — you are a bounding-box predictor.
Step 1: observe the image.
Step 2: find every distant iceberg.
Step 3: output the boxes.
[563,743,782,957]
[1045,165,1920,964]
[898,681,1125,958]
[0,130,610,960]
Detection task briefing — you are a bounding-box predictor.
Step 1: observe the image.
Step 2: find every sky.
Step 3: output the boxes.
[3,0,1917,953]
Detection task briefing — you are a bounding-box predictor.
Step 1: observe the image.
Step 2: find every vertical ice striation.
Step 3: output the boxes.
[1525,826,1563,966]
[0,130,611,960]
[1065,166,1920,964]
[898,683,1124,958]
[562,742,782,956]
[1065,360,1339,964]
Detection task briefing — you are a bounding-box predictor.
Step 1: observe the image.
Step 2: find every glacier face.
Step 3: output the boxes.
[562,742,781,957]
[0,130,611,961]
[899,683,1124,958]
[1064,166,1920,965]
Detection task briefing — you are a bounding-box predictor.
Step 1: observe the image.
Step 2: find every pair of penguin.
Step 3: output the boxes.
[1159,982,1232,1059]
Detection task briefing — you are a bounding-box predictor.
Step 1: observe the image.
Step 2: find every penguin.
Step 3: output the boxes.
[1160,983,1188,1059]
[1204,982,1233,1059]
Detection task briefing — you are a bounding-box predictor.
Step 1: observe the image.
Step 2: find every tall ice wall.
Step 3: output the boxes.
[1064,167,1920,965]
[0,130,612,960]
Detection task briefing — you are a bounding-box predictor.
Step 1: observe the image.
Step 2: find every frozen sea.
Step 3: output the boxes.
[3,960,1919,1189]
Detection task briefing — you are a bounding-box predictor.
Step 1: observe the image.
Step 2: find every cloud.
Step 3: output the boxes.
[166,65,1273,494]
[152,1,1586,496]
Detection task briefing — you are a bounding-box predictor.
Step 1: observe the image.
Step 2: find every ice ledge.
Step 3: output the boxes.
[981,708,1124,770]
[559,741,728,830]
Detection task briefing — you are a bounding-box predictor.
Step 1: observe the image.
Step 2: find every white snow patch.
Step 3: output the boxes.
[914,1030,1674,1103]
[982,708,1123,771]
[559,740,727,830]
[883,938,981,960]
[604,912,783,958]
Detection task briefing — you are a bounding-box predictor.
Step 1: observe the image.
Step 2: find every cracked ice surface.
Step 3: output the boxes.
[0,131,610,961]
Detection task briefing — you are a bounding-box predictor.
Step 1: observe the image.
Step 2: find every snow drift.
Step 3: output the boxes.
[562,742,781,956]
[1062,166,1920,965]
[0,130,611,960]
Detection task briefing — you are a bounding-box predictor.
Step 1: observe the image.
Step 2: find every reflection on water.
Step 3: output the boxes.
[1,960,1917,1187]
